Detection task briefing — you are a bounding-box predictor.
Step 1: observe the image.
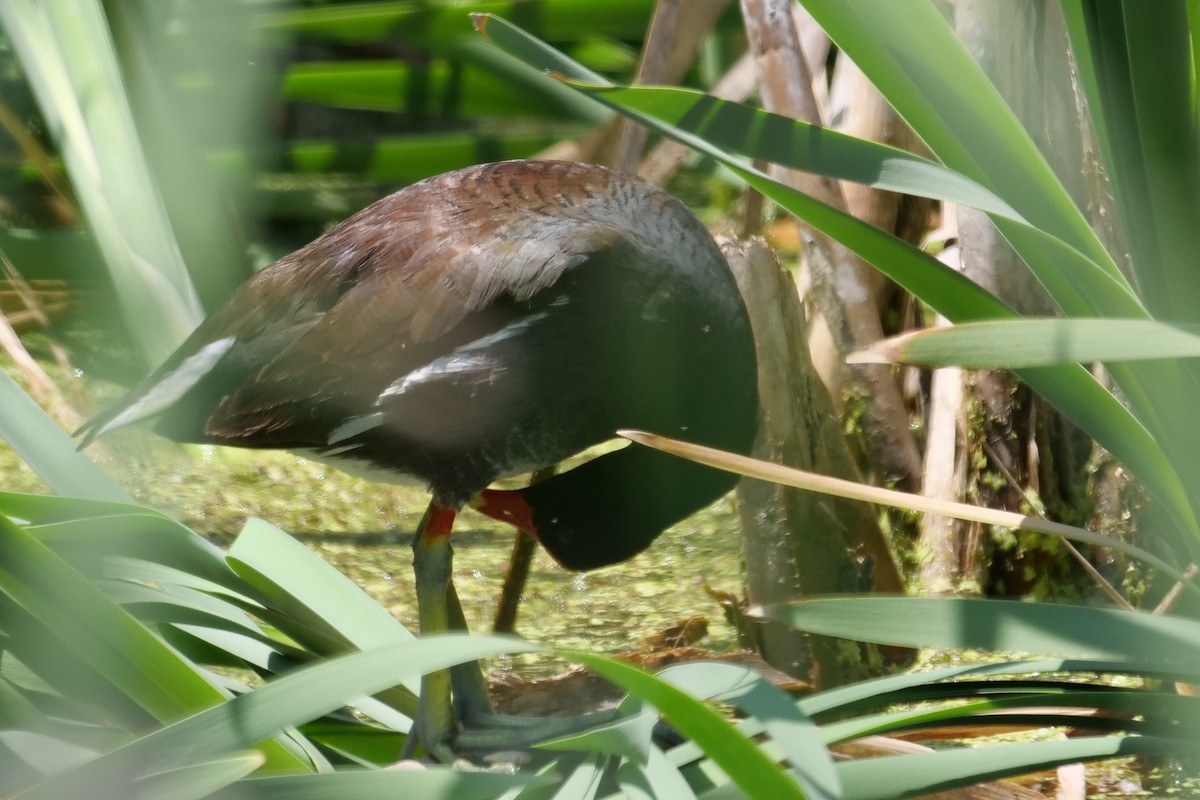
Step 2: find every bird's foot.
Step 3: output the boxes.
[414,707,619,763]
[453,707,619,754]
[409,651,619,762]
[409,502,617,762]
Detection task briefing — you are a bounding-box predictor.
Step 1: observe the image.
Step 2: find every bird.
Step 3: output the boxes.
[76,159,760,759]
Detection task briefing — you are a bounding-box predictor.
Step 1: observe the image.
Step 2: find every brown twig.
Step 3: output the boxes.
[981,437,1131,609]
[612,0,682,174]
[1153,563,1200,616]
[0,249,89,409]
[492,464,558,633]
[0,97,78,221]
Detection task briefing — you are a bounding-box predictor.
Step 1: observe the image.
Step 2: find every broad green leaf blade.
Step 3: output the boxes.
[578,82,1144,321]
[822,688,1200,743]
[226,518,421,712]
[294,720,403,767]
[283,43,609,125]
[7,500,237,591]
[266,0,654,47]
[793,0,1121,284]
[617,748,698,800]
[470,12,609,85]
[550,753,605,800]
[1059,2,1200,321]
[564,652,811,800]
[208,768,553,800]
[228,518,414,651]
[837,735,1176,800]
[584,85,1030,222]
[19,636,538,800]
[0,514,229,725]
[577,85,1146,319]
[136,753,264,800]
[0,514,312,775]
[852,318,1200,368]
[802,657,1200,720]
[773,597,1200,663]
[655,662,837,800]
[664,662,1094,773]
[0,0,203,365]
[0,731,100,781]
[0,373,132,503]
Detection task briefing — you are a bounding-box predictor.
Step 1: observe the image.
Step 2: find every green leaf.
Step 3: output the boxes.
[774,597,1200,663]
[585,85,1029,223]
[794,0,1121,285]
[0,373,132,503]
[1058,2,1200,321]
[548,753,605,800]
[822,689,1200,743]
[4,495,235,590]
[0,0,203,365]
[20,635,538,800]
[135,753,264,800]
[854,318,1200,368]
[282,53,604,122]
[227,518,415,655]
[616,747,698,800]
[564,652,812,800]
[265,0,654,47]
[838,735,1177,800]
[208,768,553,800]
[656,662,837,799]
[0,514,229,726]
[471,12,612,86]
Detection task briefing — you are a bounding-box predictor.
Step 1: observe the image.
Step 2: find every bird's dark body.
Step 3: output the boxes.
[80,160,758,570]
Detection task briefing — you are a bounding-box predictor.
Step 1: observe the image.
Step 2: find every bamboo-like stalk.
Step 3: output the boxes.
[622,429,1200,598]
[739,0,923,490]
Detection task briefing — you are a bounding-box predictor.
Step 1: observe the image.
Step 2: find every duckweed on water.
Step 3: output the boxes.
[4,420,746,667]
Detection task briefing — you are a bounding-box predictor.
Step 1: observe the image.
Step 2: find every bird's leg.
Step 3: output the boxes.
[492,464,558,634]
[446,578,495,723]
[411,501,460,761]
[413,499,619,759]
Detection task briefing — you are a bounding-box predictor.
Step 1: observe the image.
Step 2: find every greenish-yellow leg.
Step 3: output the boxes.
[411,502,460,761]
[410,500,618,760]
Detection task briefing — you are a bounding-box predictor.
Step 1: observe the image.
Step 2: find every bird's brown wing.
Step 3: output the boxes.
[77,160,626,449]
[199,184,623,448]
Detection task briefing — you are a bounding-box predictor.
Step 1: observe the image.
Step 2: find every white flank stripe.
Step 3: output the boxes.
[376,312,546,403]
[95,337,236,436]
[328,412,385,444]
[457,310,548,352]
[320,443,363,457]
[378,353,492,401]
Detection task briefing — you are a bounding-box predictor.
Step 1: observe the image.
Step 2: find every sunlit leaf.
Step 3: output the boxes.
[773,597,1200,664]
[0,373,131,503]
[20,636,538,800]
[851,318,1200,368]
[565,652,814,800]
[838,735,1177,800]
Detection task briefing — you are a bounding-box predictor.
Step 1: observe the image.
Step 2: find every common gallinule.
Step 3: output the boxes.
[77,159,759,758]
